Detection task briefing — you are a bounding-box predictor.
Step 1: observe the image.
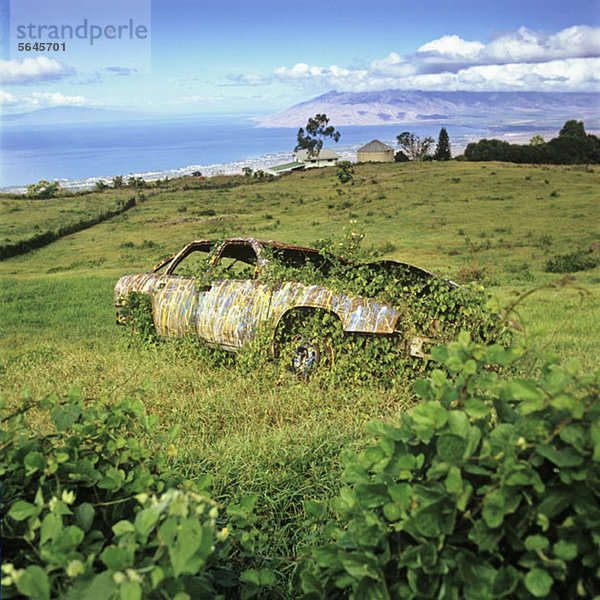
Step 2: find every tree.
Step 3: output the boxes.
[529,134,545,146]
[26,180,60,198]
[396,131,434,161]
[94,180,109,192]
[433,127,452,161]
[336,161,354,184]
[112,175,124,188]
[295,114,340,158]
[559,120,586,138]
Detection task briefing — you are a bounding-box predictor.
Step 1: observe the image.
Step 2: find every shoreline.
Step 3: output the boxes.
[0,144,361,194]
[0,129,559,195]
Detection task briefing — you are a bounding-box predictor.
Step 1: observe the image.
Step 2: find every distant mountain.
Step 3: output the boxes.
[256,91,600,131]
[1,106,154,125]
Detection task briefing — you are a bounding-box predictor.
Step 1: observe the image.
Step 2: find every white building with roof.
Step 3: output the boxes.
[293,148,340,168]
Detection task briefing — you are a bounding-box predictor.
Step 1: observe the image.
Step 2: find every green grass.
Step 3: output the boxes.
[0,189,135,245]
[1,161,598,595]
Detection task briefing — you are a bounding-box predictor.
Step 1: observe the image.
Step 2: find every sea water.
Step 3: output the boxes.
[0,115,485,191]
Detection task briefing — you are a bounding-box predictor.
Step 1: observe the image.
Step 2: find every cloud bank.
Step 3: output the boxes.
[270,26,600,92]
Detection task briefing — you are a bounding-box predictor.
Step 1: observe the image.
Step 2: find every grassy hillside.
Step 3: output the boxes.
[1,161,598,595]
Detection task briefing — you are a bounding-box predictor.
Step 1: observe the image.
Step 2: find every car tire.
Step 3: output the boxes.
[274,310,341,380]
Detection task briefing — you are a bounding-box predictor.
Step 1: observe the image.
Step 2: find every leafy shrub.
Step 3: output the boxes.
[26,180,61,199]
[545,250,598,273]
[119,291,158,344]
[336,161,355,184]
[299,334,600,599]
[0,391,271,599]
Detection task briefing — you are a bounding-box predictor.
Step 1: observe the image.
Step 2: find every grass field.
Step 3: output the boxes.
[1,160,598,594]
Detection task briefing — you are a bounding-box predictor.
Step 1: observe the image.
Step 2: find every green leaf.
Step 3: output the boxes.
[536,444,583,467]
[112,520,136,537]
[482,491,505,528]
[524,568,553,597]
[383,501,404,521]
[240,568,260,586]
[313,545,339,567]
[366,419,404,441]
[343,464,370,485]
[355,483,389,508]
[492,566,519,597]
[510,379,544,401]
[341,552,380,580]
[168,517,204,576]
[119,580,142,600]
[135,507,159,537]
[74,503,95,532]
[553,540,578,561]
[101,546,133,571]
[464,398,490,419]
[8,500,39,521]
[15,565,50,600]
[411,401,448,432]
[24,451,46,474]
[240,567,275,586]
[40,512,62,545]
[590,421,600,462]
[50,403,82,431]
[447,410,470,438]
[445,466,463,494]
[436,434,467,462]
[525,535,549,552]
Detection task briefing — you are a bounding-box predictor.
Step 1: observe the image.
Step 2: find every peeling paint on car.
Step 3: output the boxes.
[114,238,419,352]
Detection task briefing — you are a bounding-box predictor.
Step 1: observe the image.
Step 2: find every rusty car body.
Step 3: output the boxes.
[114,237,441,370]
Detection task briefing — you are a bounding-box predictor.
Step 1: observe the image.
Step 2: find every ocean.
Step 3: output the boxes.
[0,115,487,191]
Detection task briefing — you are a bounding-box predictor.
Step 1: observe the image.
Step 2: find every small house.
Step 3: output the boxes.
[293,149,340,168]
[357,140,394,163]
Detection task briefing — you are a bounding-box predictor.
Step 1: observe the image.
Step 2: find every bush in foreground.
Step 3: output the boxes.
[299,334,600,599]
[0,392,271,599]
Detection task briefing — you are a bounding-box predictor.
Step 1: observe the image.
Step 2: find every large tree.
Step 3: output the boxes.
[396,131,434,161]
[433,127,452,161]
[295,114,340,158]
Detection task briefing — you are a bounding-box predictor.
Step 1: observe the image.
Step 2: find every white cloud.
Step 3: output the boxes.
[0,57,74,84]
[268,25,600,93]
[0,89,18,104]
[27,92,102,107]
[418,35,485,58]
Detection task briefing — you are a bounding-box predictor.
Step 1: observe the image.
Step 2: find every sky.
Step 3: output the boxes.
[0,0,599,116]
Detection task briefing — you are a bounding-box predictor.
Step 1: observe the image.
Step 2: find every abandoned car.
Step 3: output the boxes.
[114,237,451,374]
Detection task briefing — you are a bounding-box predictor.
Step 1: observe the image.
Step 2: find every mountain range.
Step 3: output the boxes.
[255,90,600,132]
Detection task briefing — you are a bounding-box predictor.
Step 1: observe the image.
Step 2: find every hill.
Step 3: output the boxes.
[0,106,154,125]
[1,160,598,597]
[256,90,600,133]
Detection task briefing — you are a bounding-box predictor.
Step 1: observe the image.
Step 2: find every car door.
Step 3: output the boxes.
[152,242,214,338]
[195,240,272,349]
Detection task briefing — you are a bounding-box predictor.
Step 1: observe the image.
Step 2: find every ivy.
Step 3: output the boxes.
[0,391,272,599]
[299,336,600,598]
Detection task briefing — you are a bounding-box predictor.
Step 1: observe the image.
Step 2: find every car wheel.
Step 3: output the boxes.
[275,311,341,380]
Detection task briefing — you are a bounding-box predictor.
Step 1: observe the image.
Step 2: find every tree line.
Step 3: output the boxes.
[295,114,599,166]
[464,120,600,164]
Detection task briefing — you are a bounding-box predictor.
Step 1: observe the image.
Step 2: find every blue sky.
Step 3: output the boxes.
[1,0,599,116]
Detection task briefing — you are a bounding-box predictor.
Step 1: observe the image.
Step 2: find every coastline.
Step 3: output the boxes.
[0,144,361,194]
[0,127,565,195]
